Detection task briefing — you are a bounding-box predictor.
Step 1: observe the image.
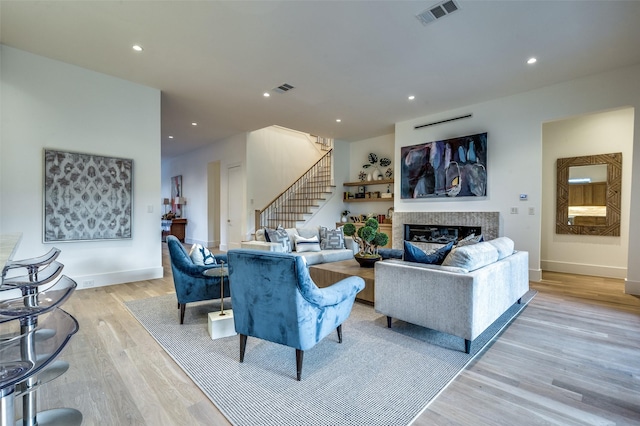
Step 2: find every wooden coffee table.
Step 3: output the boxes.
[309,259,375,304]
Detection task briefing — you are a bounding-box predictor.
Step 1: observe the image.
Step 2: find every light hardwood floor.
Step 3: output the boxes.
[26,247,640,425]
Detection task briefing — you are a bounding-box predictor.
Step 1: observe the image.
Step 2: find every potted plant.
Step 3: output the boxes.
[343,218,389,267]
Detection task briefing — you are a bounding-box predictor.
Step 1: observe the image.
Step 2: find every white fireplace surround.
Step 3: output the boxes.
[392,212,500,250]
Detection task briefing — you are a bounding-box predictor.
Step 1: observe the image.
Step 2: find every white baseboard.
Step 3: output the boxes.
[73,266,164,289]
[541,260,626,279]
[625,278,640,295]
[529,268,542,282]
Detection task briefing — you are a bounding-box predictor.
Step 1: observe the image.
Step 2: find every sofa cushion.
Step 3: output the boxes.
[403,241,454,265]
[294,235,321,252]
[321,249,355,263]
[266,227,292,252]
[284,228,299,251]
[442,241,499,271]
[297,227,320,240]
[487,237,515,260]
[189,244,217,265]
[320,226,345,250]
[255,228,267,242]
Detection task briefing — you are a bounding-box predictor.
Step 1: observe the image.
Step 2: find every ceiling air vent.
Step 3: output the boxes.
[416,0,460,26]
[273,83,295,94]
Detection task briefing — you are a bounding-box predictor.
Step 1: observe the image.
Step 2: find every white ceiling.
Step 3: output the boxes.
[2,1,640,159]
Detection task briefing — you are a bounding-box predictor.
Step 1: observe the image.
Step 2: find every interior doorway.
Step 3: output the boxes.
[227,164,243,250]
[207,161,221,248]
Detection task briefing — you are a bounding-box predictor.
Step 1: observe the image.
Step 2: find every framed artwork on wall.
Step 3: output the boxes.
[400,132,487,199]
[43,149,133,242]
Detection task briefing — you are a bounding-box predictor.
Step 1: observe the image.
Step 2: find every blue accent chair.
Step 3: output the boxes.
[227,249,365,380]
[166,235,230,324]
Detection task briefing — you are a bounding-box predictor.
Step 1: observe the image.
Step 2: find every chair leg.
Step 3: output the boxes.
[296,349,304,381]
[336,325,343,343]
[239,334,247,363]
[179,304,186,324]
[386,316,392,328]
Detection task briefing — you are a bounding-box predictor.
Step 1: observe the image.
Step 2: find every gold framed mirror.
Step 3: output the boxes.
[556,152,621,236]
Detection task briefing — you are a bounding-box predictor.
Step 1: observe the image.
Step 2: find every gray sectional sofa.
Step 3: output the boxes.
[374,237,529,353]
[241,226,357,266]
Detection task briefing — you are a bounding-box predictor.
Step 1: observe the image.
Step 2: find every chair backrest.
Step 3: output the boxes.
[227,249,313,348]
[167,235,190,269]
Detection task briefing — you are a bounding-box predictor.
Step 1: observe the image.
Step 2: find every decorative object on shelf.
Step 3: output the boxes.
[43,149,133,242]
[400,132,487,199]
[379,157,391,167]
[341,210,350,223]
[385,167,393,178]
[387,207,394,219]
[343,218,389,268]
[368,153,378,164]
[358,170,367,181]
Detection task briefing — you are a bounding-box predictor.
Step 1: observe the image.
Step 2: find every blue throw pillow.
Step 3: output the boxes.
[378,248,404,259]
[403,241,454,265]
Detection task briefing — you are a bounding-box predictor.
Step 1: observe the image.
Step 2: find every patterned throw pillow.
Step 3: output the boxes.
[266,227,292,252]
[189,244,217,265]
[294,235,321,253]
[456,234,484,247]
[403,240,453,265]
[319,227,345,250]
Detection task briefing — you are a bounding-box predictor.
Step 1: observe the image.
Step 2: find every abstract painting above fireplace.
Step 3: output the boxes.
[400,132,487,199]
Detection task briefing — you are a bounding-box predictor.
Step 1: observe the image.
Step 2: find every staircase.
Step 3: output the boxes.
[255,139,334,231]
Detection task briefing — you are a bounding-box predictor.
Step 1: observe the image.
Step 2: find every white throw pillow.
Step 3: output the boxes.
[294,235,321,253]
[189,244,217,265]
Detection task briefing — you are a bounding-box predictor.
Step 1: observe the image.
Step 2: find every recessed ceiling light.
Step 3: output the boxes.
[527,57,537,65]
[168,136,174,139]
[263,92,270,97]
[191,122,198,126]
[408,95,416,100]
[336,119,342,123]
[132,45,143,52]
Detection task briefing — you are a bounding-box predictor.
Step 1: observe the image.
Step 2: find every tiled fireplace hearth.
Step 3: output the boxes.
[392,212,499,250]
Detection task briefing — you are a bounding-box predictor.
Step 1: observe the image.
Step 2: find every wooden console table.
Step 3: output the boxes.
[309,259,375,304]
[162,218,187,242]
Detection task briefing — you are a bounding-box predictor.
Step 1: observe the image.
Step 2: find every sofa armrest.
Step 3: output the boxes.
[240,240,286,252]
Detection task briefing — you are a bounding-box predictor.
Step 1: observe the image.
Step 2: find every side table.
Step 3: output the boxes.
[203,265,235,339]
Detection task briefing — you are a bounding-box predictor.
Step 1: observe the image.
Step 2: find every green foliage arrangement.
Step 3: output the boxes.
[343,218,389,258]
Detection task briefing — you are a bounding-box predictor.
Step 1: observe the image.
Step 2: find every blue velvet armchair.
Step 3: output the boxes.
[227,249,365,380]
[166,235,230,324]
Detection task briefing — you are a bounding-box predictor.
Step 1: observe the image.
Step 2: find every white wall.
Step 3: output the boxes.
[162,132,246,248]
[395,63,640,286]
[246,126,327,233]
[541,108,634,278]
[1,46,162,288]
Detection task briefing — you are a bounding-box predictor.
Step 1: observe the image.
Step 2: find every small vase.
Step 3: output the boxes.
[341,216,348,223]
[373,166,383,180]
[367,172,373,181]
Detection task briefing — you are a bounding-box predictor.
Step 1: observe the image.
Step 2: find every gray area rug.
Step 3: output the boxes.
[126,291,536,425]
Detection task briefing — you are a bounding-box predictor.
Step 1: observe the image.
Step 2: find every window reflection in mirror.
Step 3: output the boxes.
[567,164,607,226]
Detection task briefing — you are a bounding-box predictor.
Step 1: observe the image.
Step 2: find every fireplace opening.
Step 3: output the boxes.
[404,224,481,245]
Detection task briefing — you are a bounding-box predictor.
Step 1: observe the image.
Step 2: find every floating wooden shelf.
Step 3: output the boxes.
[345,197,394,202]
[343,179,393,186]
